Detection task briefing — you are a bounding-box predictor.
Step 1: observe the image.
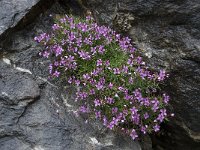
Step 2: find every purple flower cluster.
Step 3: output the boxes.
[35,14,173,141]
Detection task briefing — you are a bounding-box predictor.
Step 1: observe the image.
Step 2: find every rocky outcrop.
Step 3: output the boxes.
[0,1,144,150]
[80,0,200,149]
[1,0,199,149]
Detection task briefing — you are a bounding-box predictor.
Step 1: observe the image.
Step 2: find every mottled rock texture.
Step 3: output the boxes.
[80,0,200,149]
[0,0,55,44]
[0,1,143,150]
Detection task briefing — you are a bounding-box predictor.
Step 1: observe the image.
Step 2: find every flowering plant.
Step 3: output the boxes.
[34,15,172,140]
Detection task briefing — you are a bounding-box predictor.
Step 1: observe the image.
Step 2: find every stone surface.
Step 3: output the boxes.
[0,2,143,150]
[81,0,200,149]
[0,0,54,46]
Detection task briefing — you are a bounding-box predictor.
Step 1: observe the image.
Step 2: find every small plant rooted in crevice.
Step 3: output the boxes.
[34,14,173,140]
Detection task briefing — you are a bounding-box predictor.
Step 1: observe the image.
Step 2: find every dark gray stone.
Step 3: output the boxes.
[0,0,54,48]
[0,137,32,150]
[0,63,40,105]
[0,61,40,137]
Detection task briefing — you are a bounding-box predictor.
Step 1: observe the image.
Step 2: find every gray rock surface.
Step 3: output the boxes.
[81,0,200,149]
[0,1,143,150]
[0,0,54,45]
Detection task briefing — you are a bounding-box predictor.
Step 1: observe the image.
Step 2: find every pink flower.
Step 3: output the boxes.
[97,59,103,66]
[94,99,101,107]
[53,70,60,77]
[153,124,160,132]
[108,82,113,89]
[130,129,138,140]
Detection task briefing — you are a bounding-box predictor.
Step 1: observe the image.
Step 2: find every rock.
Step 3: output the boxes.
[81,0,200,149]
[0,60,40,134]
[0,0,54,48]
[0,62,40,105]
[0,2,142,150]
[0,137,32,150]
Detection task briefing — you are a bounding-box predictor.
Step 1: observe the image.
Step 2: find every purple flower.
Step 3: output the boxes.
[115,34,120,40]
[129,77,134,83]
[127,59,133,66]
[108,122,115,130]
[124,94,132,101]
[68,77,73,84]
[129,47,136,53]
[70,23,75,29]
[98,45,105,54]
[91,69,98,76]
[112,107,118,114]
[42,51,50,58]
[153,124,160,132]
[60,18,66,23]
[108,82,113,89]
[131,113,140,125]
[83,73,90,80]
[94,99,101,107]
[130,107,138,115]
[67,17,74,24]
[75,80,80,86]
[49,64,53,74]
[106,97,114,104]
[77,91,88,100]
[95,81,104,90]
[136,56,142,64]
[157,113,165,122]
[113,68,120,74]
[78,50,91,60]
[95,111,101,119]
[53,70,60,77]
[91,46,97,55]
[54,45,63,56]
[151,98,159,112]
[119,40,128,50]
[123,109,128,116]
[79,106,89,113]
[141,98,150,106]
[134,89,143,102]
[86,15,92,21]
[77,23,88,32]
[158,70,166,81]
[160,109,167,116]
[118,86,125,92]
[89,89,95,95]
[112,117,119,125]
[52,24,60,30]
[84,37,92,45]
[67,32,76,43]
[54,61,59,67]
[130,129,138,140]
[103,116,107,126]
[105,60,110,67]
[76,37,82,47]
[141,125,148,134]
[96,59,103,66]
[157,109,167,122]
[122,65,129,73]
[163,93,169,104]
[143,113,149,119]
